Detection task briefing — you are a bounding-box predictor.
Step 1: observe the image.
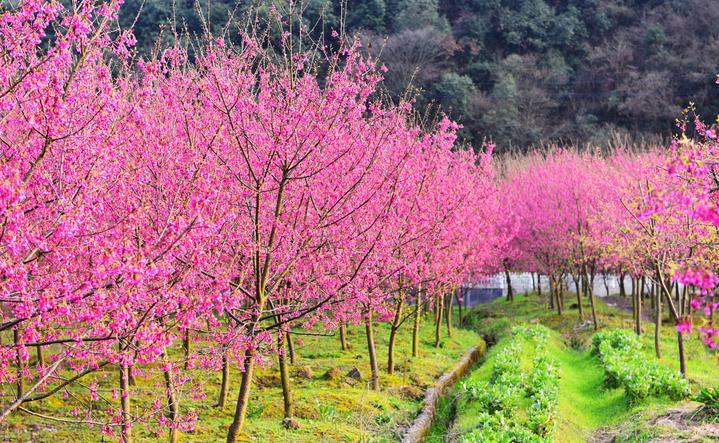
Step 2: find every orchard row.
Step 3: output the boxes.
[1,1,717,442]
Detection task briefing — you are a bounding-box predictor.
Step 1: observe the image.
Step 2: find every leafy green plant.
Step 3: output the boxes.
[696,387,719,420]
[461,324,559,442]
[591,330,689,404]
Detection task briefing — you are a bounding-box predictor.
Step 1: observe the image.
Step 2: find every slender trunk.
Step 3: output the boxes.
[36,346,44,368]
[504,269,514,302]
[554,276,563,316]
[162,354,179,443]
[14,330,23,399]
[286,332,295,365]
[650,281,656,310]
[655,266,686,378]
[227,347,256,443]
[120,361,132,443]
[641,277,646,302]
[532,273,537,293]
[183,330,190,371]
[445,289,453,338]
[128,365,136,387]
[537,274,542,297]
[339,323,348,351]
[387,296,404,374]
[677,331,687,378]
[434,296,440,326]
[412,286,422,358]
[619,273,626,298]
[688,286,694,316]
[278,332,293,420]
[635,280,642,336]
[549,276,555,310]
[435,292,444,347]
[588,272,598,331]
[365,310,379,390]
[654,278,662,358]
[216,353,229,408]
[602,273,610,297]
[631,278,638,334]
[573,275,583,320]
[456,290,464,327]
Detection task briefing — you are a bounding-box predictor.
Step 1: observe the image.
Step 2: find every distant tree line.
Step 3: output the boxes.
[120,0,719,151]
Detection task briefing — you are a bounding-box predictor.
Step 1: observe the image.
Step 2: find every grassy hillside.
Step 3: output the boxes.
[4,318,482,442]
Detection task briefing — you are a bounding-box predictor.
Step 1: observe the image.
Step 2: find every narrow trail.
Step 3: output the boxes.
[553,344,627,442]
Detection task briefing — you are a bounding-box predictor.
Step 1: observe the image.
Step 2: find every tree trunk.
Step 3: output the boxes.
[120,361,132,443]
[365,310,380,390]
[227,347,256,443]
[537,274,542,297]
[549,276,555,310]
[688,286,695,316]
[162,354,179,443]
[35,346,44,368]
[445,289,453,338]
[641,276,646,302]
[183,330,190,371]
[655,266,686,378]
[128,365,136,387]
[619,273,626,298]
[456,289,464,327]
[602,272,610,296]
[339,323,348,351]
[435,292,444,348]
[654,285,662,358]
[278,332,293,420]
[631,278,638,334]
[387,296,404,374]
[412,286,422,358]
[216,353,229,409]
[14,330,23,399]
[504,269,514,302]
[587,271,598,331]
[573,274,583,320]
[635,280,642,336]
[554,276,563,316]
[677,331,687,378]
[286,332,295,365]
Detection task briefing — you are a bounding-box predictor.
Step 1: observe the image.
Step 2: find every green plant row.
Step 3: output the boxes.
[591,329,689,404]
[460,325,559,443]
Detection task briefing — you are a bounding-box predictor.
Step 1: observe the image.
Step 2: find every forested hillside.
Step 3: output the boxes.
[121,0,719,151]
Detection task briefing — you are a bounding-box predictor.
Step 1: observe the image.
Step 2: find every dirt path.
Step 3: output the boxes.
[590,403,719,442]
[602,295,654,322]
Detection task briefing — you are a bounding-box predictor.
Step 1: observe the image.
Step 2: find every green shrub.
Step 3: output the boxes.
[460,324,559,442]
[696,387,719,418]
[591,330,689,403]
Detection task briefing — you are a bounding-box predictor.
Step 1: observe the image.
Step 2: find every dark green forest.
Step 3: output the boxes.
[120,0,719,151]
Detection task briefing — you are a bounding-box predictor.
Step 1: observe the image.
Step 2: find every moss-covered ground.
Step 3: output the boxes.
[3,317,481,442]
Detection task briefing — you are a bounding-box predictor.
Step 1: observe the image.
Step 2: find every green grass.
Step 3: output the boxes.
[442,293,719,442]
[3,316,482,442]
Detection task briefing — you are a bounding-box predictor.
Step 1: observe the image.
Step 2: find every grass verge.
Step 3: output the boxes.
[3,316,481,442]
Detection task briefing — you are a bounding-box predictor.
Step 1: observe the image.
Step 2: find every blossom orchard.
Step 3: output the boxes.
[501,146,719,376]
[0,2,508,442]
